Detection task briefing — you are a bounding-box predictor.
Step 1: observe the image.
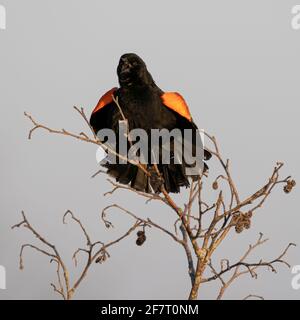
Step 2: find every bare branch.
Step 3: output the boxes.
[21,107,296,301]
[63,210,92,246]
[201,234,296,300]
[24,111,150,176]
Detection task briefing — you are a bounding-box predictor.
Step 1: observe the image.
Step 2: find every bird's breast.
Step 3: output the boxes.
[117,88,171,131]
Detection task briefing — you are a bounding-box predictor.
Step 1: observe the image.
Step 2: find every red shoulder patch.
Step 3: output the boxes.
[161,92,192,122]
[92,87,118,115]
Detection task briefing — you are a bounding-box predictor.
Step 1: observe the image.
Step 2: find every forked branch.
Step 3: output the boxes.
[21,107,296,300]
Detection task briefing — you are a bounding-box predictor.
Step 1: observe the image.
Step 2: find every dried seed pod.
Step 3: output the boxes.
[95,251,109,264]
[244,220,251,229]
[136,230,146,246]
[284,179,296,193]
[136,235,146,246]
[235,224,244,234]
[212,181,219,190]
[246,211,253,218]
[137,230,144,237]
[233,211,252,233]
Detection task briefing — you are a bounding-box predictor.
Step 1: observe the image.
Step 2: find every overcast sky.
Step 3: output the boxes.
[0,0,299,299]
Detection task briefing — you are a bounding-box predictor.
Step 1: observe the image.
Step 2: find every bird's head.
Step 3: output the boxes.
[117,53,154,87]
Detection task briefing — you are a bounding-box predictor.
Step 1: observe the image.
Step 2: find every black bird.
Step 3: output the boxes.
[90,53,211,193]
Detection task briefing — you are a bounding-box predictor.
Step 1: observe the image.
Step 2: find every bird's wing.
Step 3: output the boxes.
[90,87,119,134]
[161,92,212,163]
[161,92,192,122]
[91,87,118,115]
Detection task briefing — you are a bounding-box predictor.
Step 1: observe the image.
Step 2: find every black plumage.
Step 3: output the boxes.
[90,53,211,193]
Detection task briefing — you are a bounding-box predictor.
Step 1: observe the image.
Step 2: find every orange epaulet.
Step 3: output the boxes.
[92,87,118,115]
[161,92,192,122]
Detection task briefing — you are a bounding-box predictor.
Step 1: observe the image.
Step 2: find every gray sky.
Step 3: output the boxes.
[0,0,299,299]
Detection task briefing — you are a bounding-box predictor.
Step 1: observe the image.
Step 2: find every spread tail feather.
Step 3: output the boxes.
[103,163,196,193]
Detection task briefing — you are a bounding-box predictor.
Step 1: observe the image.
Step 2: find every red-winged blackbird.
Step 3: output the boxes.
[90,53,211,193]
